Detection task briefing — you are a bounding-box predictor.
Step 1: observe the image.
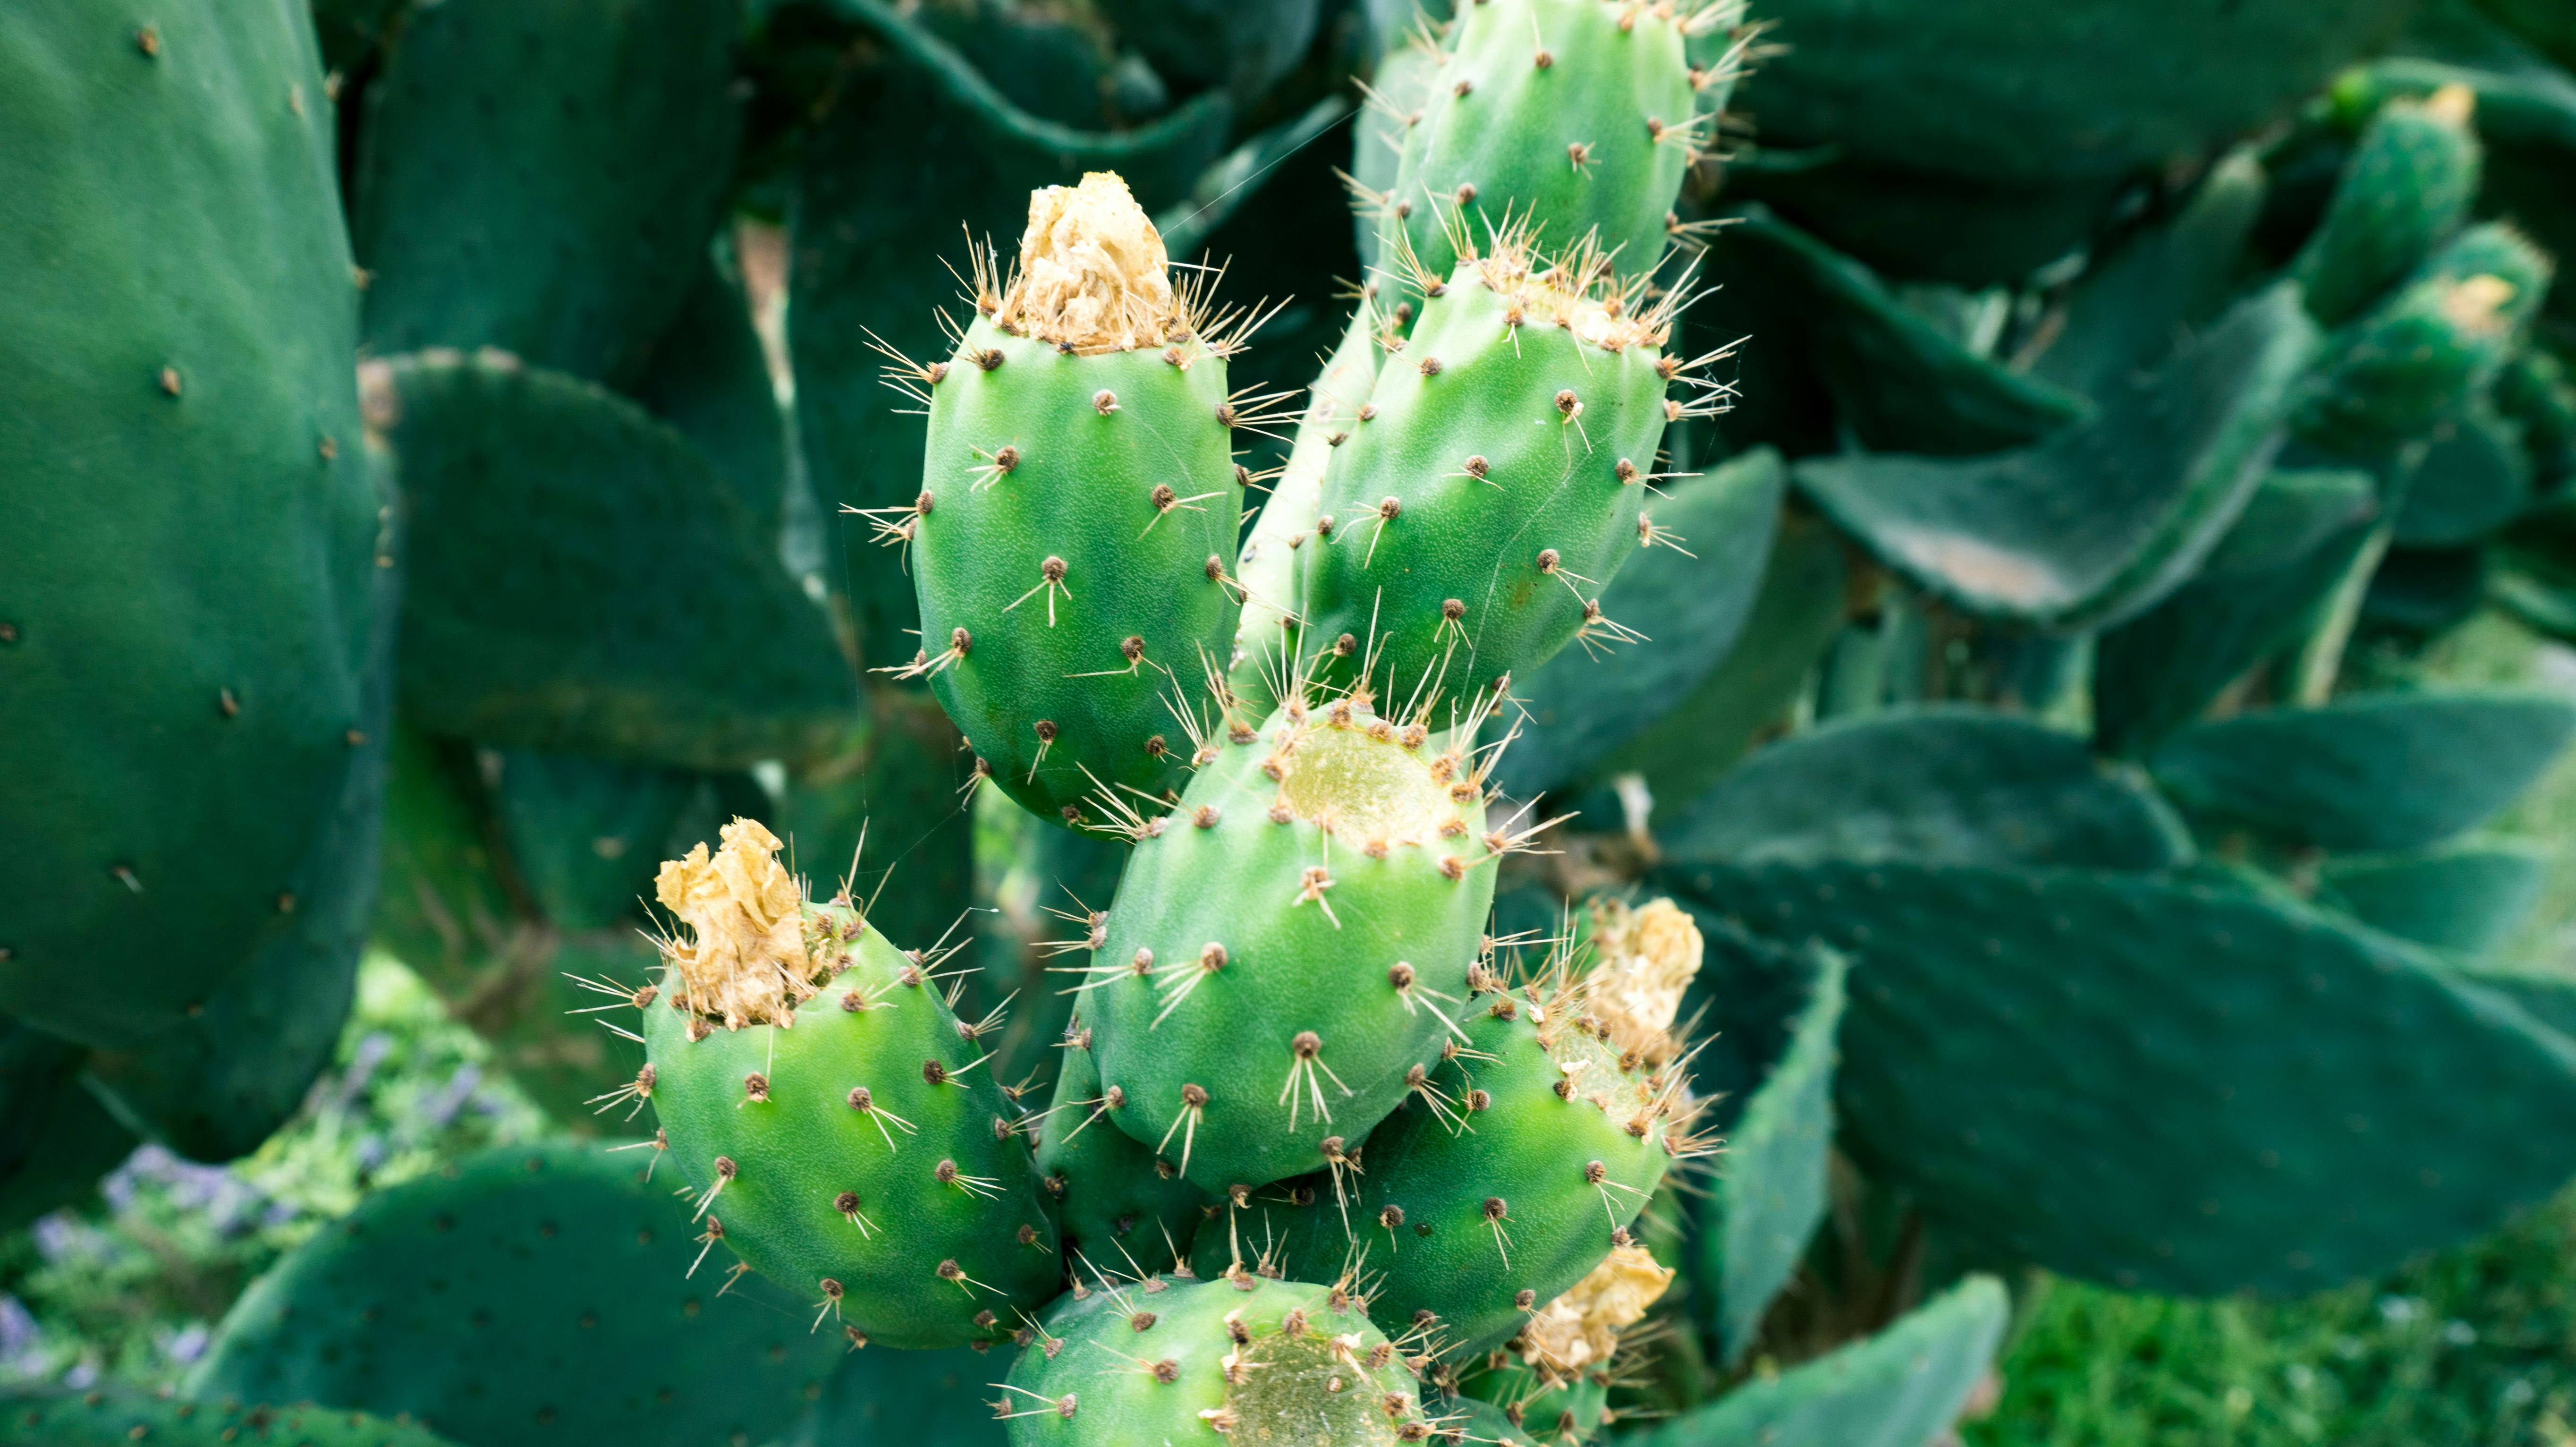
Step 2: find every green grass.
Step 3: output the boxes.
[1971,1187,2576,1447]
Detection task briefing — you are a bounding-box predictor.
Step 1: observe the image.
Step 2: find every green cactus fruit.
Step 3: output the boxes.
[0,1392,458,1447]
[1796,284,2320,631]
[1676,860,2576,1294]
[2147,688,2576,852]
[2319,839,2553,955]
[2294,85,2483,328]
[1498,446,1785,799]
[1354,21,1446,271]
[352,0,741,384]
[1082,691,1500,1192]
[375,349,856,771]
[188,1141,844,1447]
[896,173,1249,829]
[1379,0,1703,288]
[1231,304,1383,719]
[790,8,1229,676]
[999,1270,1431,1445]
[1618,1275,2008,1447]
[1301,230,1695,704]
[638,819,1062,1348]
[1448,1220,1678,1442]
[1033,1010,1212,1265]
[1659,707,2191,872]
[2294,222,2554,458]
[0,0,380,1050]
[2093,467,2382,756]
[1193,907,1700,1358]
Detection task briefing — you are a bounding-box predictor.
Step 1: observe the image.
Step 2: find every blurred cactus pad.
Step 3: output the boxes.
[17,0,2576,1444]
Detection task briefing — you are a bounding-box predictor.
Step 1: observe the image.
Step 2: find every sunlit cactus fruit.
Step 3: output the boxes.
[1299,227,1718,706]
[636,819,1062,1348]
[996,1268,1434,1446]
[2291,83,2482,328]
[1032,1008,1213,1265]
[875,171,1280,830]
[1371,0,1733,290]
[1193,902,1704,1357]
[1073,684,1524,1195]
[1230,301,1383,720]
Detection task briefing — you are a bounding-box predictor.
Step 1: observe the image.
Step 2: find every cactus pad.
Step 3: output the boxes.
[1033,1012,1211,1263]
[1796,285,2320,630]
[0,0,379,1049]
[1618,1275,2007,1447]
[0,1392,457,1447]
[1660,707,2190,872]
[376,350,855,771]
[1678,860,2576,1293]
[2147,689,2576,851]
[188,1141,844,1447]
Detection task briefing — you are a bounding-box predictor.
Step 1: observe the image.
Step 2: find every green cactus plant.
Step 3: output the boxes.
[31,0,2576,1441]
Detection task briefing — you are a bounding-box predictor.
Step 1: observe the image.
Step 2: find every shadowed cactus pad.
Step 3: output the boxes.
[640,820,1061,1348]
[0,1393,458,1447]
[1084,692,1502,1192]
[898,172,1254,828]
[1000,1271,1429,1445]
[186,1141,843,1446]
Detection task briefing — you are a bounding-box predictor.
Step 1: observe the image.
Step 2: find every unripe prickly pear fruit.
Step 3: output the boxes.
[1453,1243,1672,1443]
[1193,901,1702,1358]
[1301,230,1702,703]
[1033,1010,1212,1262]
[998,1270,1431,1445]
[638,819,1061,1348]
[1230,302,1383,718]
[1380,0,1704,289]
[2291,84,2481,329]
[2296,222,2553,457]
[893,172,1257,830]
[1078,689,1508,1193]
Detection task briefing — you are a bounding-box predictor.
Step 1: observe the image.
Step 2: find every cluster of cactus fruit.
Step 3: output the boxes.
[19,0,2576,1442]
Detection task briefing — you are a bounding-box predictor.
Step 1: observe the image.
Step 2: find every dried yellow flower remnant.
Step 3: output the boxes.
[2440,273,2517,334]
[655,817,823,1029]
[1001,171,1175,352]
[1518,1244,1673,1379]
[1585,897,1702,1061]
[2422,82,2477,129]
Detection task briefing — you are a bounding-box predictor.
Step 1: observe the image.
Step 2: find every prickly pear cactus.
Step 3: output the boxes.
[892,173,1255,829]
[1300,229,1711,703]
[639,819,1062,1349]
[1078,686,1506,1193]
